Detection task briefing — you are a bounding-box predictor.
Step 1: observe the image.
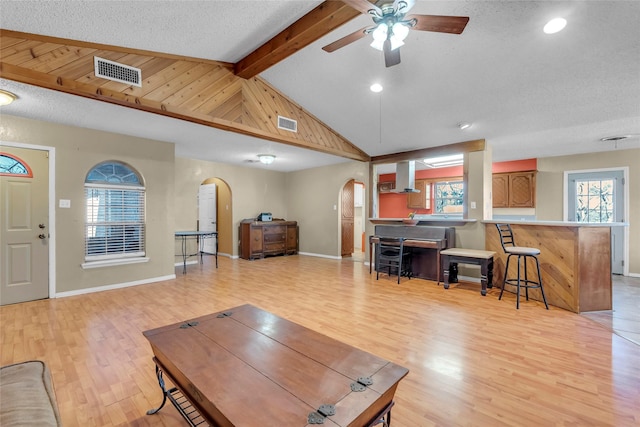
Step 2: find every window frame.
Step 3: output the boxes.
[434,179,464,214]
[83,161,146,264]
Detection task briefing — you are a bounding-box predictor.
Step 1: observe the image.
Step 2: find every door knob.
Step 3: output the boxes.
[39,223,46,229]
[38,234,46,239]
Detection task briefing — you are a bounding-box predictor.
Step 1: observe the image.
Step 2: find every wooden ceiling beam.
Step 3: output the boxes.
[234,1,361,79]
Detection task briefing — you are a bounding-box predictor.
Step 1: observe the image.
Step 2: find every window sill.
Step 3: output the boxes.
[81,257,150,269]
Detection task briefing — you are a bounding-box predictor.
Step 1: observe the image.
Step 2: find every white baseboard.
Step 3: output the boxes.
[298,252,342,260]
[174,260,198,267]
[54,274,176,298]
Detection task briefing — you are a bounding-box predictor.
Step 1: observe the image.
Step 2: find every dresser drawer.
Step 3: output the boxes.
[264,242,286,253]
[263,225,286,235]
[264,233,285,243]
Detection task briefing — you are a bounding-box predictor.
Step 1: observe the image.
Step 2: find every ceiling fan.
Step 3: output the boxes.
[322,0,469,67]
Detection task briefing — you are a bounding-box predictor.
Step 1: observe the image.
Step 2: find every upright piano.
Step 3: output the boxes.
[370,225,456,282]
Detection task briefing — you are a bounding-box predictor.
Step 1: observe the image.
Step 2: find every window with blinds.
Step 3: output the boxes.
[84,162,145,261]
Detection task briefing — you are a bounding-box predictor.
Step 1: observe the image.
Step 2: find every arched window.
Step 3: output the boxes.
[84,161,145,261]
[0,153,33,177]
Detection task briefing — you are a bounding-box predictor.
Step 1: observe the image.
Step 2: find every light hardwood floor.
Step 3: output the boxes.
[582,275,640,346]
[1,255,639,426]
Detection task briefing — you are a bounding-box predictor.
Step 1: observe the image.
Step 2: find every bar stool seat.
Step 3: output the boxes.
[496,224,549,309]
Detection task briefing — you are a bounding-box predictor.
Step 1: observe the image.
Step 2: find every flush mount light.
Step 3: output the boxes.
[600,135,630,142]
[0,89,17,106]
[423,154,464,168]
[370,83,383,93]
[258,154,276,165]
[544,17,567,34]
[458,122,471,130]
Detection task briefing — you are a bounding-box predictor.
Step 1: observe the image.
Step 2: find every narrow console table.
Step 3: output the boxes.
[144,304,409,426]
[174,231,217,274]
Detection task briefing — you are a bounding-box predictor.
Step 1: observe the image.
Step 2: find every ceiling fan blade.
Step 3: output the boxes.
[322,27,370,52]
[341,0,381,16]
[383,39,401,67]
[407,14,470,34]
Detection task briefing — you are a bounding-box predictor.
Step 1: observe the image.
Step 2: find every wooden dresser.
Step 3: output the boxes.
[240,219,298,260]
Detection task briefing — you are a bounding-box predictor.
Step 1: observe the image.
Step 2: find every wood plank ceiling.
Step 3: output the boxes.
[0,1,370,162]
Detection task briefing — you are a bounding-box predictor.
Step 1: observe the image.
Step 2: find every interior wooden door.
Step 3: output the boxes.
[341,179,354,257]
[1,147,49,305]
[198,183,217,254]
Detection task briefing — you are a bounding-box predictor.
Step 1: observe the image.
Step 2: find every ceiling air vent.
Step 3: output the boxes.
[94,57,142,87]
[277,115,298,132]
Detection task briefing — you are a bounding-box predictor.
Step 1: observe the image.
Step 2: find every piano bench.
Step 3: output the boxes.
[440,248,496,296]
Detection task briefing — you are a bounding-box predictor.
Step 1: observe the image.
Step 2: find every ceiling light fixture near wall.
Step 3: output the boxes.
[258,154,276,165]
[423,154,464,168]
[0,90,17,106]
[600,135,633,149]
[544,17,567,34]
[370,83,383,93]
[458,122,471,130]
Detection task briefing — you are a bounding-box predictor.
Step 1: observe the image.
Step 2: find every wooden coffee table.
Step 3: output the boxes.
[143,304,409,426]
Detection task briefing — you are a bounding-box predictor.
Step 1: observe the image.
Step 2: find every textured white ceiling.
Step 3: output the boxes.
[1,0,639,172]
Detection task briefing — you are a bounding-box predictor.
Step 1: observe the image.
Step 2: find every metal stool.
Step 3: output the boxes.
[495,224,549,309]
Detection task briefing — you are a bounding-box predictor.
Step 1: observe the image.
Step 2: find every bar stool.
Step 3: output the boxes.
[376,237,412,284]
[495,224,549,309]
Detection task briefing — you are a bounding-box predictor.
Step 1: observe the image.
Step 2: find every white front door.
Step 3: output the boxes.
[0,147,49,305]
[567,169,625,274]
[198,183,217,254]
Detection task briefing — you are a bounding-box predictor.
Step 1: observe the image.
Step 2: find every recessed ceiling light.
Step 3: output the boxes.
[544,17,567,34]
[370,83,383,93]
[0,89,17,106]
[458,122,471,130]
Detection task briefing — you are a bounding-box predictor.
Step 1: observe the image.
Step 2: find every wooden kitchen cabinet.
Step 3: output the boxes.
[407,179,430,209]
[492,172,536,208]
[378,181,395,193]
[240,220,298,260]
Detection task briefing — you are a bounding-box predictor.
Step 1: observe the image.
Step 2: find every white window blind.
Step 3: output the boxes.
[85,184,145,261]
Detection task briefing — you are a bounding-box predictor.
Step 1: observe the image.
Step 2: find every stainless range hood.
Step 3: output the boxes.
[392,160,420,193]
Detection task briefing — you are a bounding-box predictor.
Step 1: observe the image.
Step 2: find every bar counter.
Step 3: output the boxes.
[483,220,626,313]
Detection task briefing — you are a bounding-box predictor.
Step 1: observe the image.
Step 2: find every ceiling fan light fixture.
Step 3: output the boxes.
[258,154,276,165]
[370,23,388,51]
[370,39,385,51]
[372,23,388,41]
[392,22,410,41]
[389,36,404,51]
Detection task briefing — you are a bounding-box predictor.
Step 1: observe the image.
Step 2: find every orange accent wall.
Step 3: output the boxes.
[378,160,537,218]
[492,159,537,173]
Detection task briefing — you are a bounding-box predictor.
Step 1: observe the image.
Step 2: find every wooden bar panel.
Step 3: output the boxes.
[485,223,612,312]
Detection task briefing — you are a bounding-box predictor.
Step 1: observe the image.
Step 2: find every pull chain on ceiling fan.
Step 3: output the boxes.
[322,0,469,67]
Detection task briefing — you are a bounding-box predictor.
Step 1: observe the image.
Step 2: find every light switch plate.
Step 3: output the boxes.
[59,199,71,208]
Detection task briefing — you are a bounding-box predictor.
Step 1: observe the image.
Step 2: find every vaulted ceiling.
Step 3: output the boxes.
[1,1,639,172]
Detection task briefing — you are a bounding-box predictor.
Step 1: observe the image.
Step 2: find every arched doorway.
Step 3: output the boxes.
[340,179,366,260]
[200,178,233,257]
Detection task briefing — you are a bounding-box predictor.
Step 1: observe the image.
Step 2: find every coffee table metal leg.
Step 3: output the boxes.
[369,401,395,426]
[147,363,169,415]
